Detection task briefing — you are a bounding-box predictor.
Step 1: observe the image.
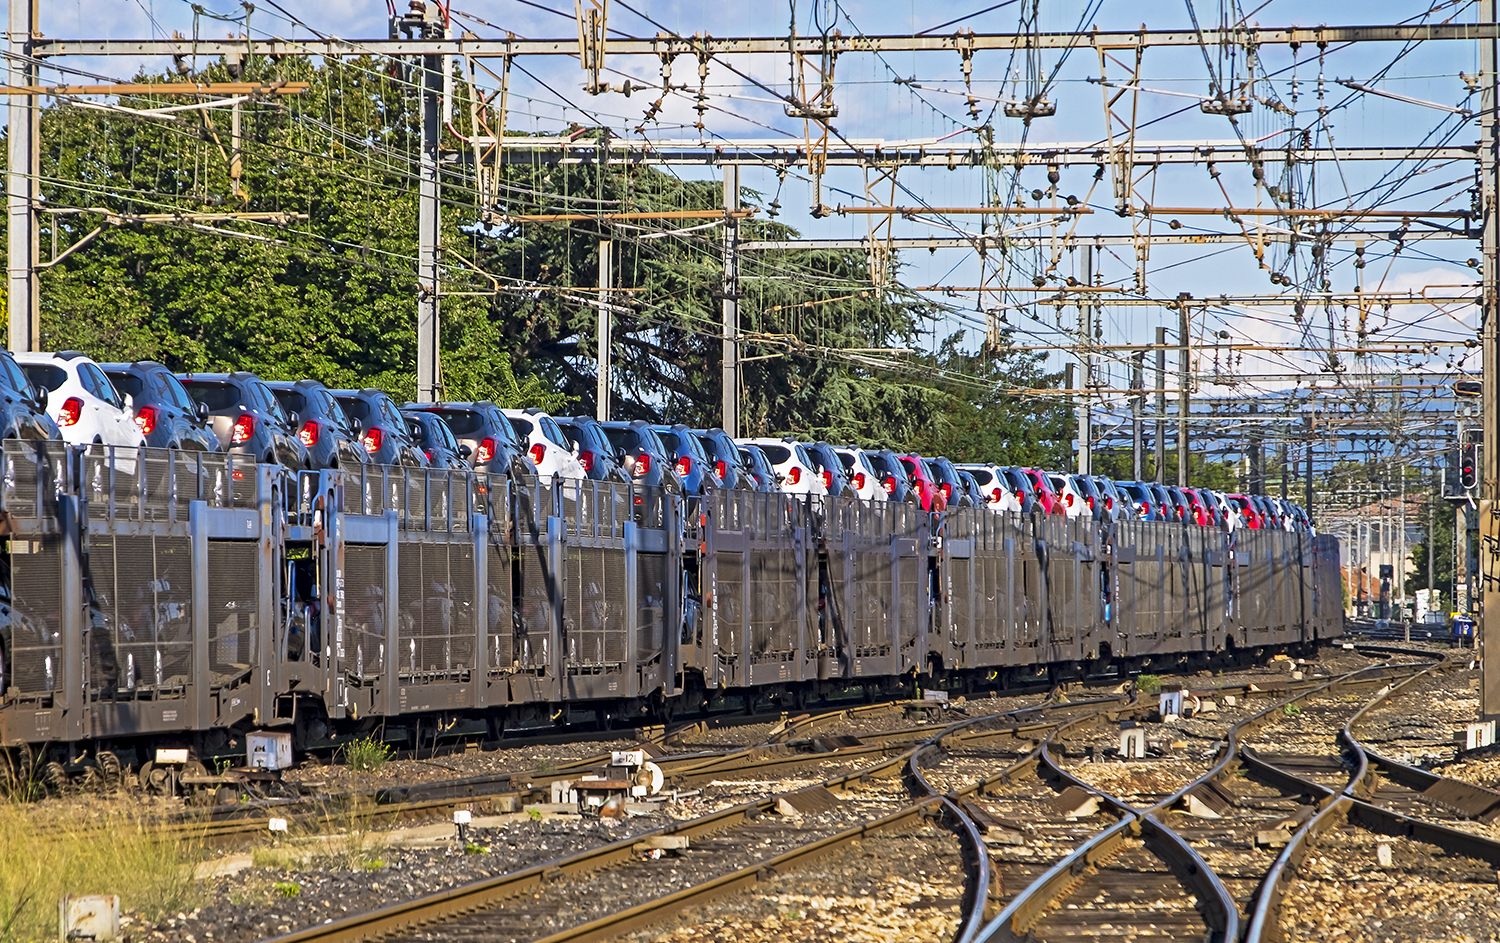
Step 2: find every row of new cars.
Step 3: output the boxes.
[0,349,1314,533]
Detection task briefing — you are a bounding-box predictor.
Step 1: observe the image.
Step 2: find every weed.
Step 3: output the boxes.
[1282,703,1303,717]
[0,802,204,941]
[339,735,392,773]
[782,909,805,921]
[362,860,385,872]
[252,845,308,871]
[1135,674,1163,695]
[463,843,489,855]
[526,807,544,823]
[311,795,390,871]
[273,882,301,898]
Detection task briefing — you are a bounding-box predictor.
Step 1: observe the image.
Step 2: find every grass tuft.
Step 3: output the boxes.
[0,801,203,941]
[1135,674,1163,695]
[338,735,392,773]
[273,881,301,898]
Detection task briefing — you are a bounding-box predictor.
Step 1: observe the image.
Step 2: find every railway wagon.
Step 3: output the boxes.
[0,443,1339,791]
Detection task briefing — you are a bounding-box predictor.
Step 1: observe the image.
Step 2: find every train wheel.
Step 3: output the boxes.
[140,760,176,796]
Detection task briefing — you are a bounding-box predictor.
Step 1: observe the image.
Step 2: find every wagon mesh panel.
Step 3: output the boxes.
[565,546,627,667]
[207,541,258,682]
[9,536,63,695]
[516,534,553,670]
[88,534,192,693]
[343,543,387,682]
[750,549,796,659]
[715,550,743,660]
[637,551,666,664]
[486,538,514,672]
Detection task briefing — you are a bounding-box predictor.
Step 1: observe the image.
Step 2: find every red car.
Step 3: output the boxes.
[1226,494,1263,529]
[899,454,947,511]
[1022,468,1067,516]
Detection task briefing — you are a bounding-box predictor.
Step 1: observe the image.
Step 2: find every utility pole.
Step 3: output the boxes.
[1154,326,1167,484]
[722,165,740,436]
[7,0,39,352]
[404,3,444,403]
[1305,412,1315,523]
[1131,350,1144,481]
[596,240,612,421]
[1077,245,1093,475]
[1065,363,1077,470]
[1177,295,1191,487]
[1480,0,1500,722]
[1249,401,1263,493]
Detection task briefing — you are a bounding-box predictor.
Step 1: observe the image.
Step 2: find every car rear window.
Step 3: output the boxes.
[22,364,68,393]
[104,370,143,399]
[272,389,307,415]
[507,417,532,439]
[967,468,993,485]
[337,396,373,424]
[156,372,195,410]
[899,457,917,477]
[426,409,483,437]
[759,444,791,465]
[539,416,570,448]
[182,380,240,411]
[0,356,30,395]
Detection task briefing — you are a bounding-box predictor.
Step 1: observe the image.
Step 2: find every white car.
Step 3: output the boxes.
[16,351,146,450]
[1048,473,1089,520]
[957,463,1022,512]
[833,447,883,502]
[502,408,586,481]
[737,438,828,496]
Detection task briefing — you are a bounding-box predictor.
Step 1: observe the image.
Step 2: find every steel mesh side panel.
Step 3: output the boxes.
[95,535,192,692]
[1020,519,1043,651]
[487,539,514,672]
[637,552,666,663]
[10,536,63,695]
[750,549,796,659]
[207,541,258,682]
[342,544,386,681]
[715,550,743,660]
[397,543,423,675]
[565,546,624,667]
[516,538,553,670]
[853,541,890,654]
[947,510,972,647]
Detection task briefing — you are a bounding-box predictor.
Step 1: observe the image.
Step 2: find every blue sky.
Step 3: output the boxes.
[27,0,1487,437]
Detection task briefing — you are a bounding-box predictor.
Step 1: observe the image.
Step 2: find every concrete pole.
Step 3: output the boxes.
[1480,0,1500,719]
[596,240,612,421]
[7,0,39,352]
[1077,245,1093,475]
[414,8,443,403]
[1154,326,1167,484]
[722,165,740,435]
[1177,297,1190,487]
[1131,350,1144,481]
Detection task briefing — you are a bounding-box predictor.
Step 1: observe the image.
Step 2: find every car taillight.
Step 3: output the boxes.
[787,467,801,486]
[362,428,382,453]
[714,459,726,480]
[852,473,865,491]
[1064,492,1074,507]
[990,488,1002,504]
[298,420,319,447]
[134,405,157,435]
[579,450,594,472]
[821,470,834,491]
[635,452,652,476]
[882,476,896,494]
[476,437,495,463]
[529,443,546,466]
[1106,497,1113,510]
[424,450,433,462]
[675,455,691,478]
[939,482,951,500]
[1086,495,1095,510]
[231,413,254,444]
[1142,502,1151,515]
[58,396,83,427]
[1176,506,1185,520]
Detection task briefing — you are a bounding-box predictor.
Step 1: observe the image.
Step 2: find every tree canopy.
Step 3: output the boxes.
[9,56,1069,462]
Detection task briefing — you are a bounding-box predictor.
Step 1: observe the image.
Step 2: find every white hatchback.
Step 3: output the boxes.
[502,409,586,481]
[16,351,146,450]
[737,438,828,496]
[1048,473,1089,520]
[957,463,1022,512]
[833,447,883,502]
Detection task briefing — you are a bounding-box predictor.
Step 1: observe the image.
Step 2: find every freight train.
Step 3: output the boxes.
[0,442,1342,794]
